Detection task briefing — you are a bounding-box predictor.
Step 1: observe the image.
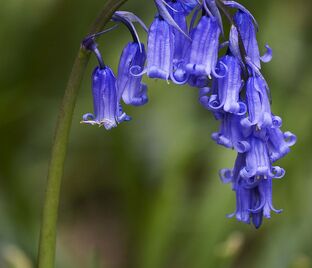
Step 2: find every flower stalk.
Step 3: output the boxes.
[37,1,127,267]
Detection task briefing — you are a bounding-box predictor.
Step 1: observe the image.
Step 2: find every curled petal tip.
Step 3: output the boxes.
[284,131,297,147]
[261,44,273,63]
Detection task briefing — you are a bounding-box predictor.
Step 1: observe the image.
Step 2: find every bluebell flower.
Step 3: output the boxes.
[268,126,297,162]
[241,75,273,134]
[147,0,193,81]
[207,55,246,114]
[220,154,252,224]
[186,15,221,78]
[82,66,128,130]
[147,16,174,80]
[240,137,285,180]
[117,42,148,106]
[168,1,192,83]
[234,10,272,69]
[211,113,250,153]
[220,151,285,228]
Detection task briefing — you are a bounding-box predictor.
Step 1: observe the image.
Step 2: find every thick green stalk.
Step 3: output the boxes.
[37,1,127,267]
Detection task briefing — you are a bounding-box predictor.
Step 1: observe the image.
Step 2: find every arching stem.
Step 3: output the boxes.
[37,1,128,267]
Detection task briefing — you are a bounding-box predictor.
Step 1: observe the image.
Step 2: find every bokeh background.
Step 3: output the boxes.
[0,0,311,267]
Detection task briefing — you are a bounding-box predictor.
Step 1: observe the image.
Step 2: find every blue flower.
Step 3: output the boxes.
[220,151,285,228]
[268,126,297,162]
[117,42,148,106]
[240,137,285,180]
[185,15,221,78]
[147,16,174,80]
[205,55,246,115]
[220,154,252,224]
[234,10,272,69]
[82,67,129,130]
[241,75,273,134]
[168,1,192,84]
[211,113,250,153]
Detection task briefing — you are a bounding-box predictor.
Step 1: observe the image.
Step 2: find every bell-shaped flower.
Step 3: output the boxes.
[147,16,174,80]
[220,154,251,224]
[211,113,250,153]
[207,55,246,115]
[168,1,192,83]
[240,137,285,180]
[241,75,273,134]
[82,67,129,130]
[185,15,221,78]
[234,10,272,69]
[117,42,148,106]
[267,126,297,162]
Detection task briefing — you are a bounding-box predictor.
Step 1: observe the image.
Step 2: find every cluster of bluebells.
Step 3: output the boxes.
[81,0,296,228]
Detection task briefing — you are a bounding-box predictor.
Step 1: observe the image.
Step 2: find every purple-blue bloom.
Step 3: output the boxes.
[268,127,297,162]
[147,16,174,80]
[186,15,221,78]
[220,151,285,228]
[167,1,192,84]
[117,42,148,106]
[211,113,250,153]
[240,137,285,180]
[207,55,246,115]
[82,67,128,130]
[234,10,272,69]
[241,75,272,135]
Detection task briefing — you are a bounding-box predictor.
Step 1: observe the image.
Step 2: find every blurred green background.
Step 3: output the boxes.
[0,0,311,267]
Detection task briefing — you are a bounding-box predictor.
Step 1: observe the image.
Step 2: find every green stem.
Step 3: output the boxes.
[37,1,127,267]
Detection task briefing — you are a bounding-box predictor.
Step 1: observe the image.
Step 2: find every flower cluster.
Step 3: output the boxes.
[81,0,296,228]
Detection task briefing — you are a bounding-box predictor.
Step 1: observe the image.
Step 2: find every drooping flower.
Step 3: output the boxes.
[147,15,174,80]
[241,75,273,135]
[220,151,285,228]
[234,10,272,69]
[82,66,128,130]
[211,113,250,153]
[267,126,297,162]
[240,137,285,180]
[117,42,148,106]
[207,55,246,115]
[167,1,192,83]
[220,154,252,224]
[185,15,221,78]
[112,11,149,109]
